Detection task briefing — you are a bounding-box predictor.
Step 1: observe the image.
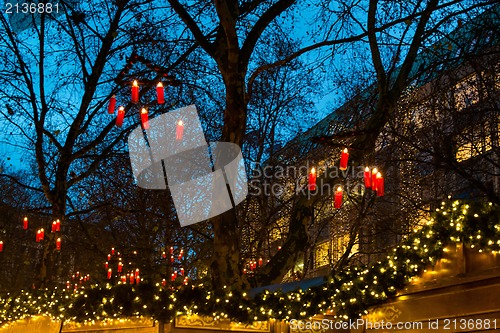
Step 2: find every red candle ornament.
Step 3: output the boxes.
[169,246,174,254]
[129,274,135,284]
[308,167,317,191]
[183,277,188,285]
[116,106,125,127]
[40,228,44,241]
[258,258,263,267]
[364,167,371,188]
[0,241,3,252]
[131,80,139,103]
[140,108,150,130]
[180,268,184,276]
[118,261,123,273]
[56,238,61,250]
[162,278,167,286]
[52,221,57,233]
[170,255,174,263]
[171,273,175,282]
[173,270,178,279]
[334,186,343,209]
[108,95,116,114]
[136,276,141,284]
[111,247,115,256]
[376,172,385,196]
[55,219,61,232]
[339,148,349,170]
[105,261,108,269]
[135,268,139,278]
[121,276,126,283]
[23,217,28,230]
[36,230,41,242]
[178,249,184,261]
[156,82,165,104]
[107,268,112,280]
[371,168,378,190]
[107,254,111,261]
[162,251,166,259]
[176,120,184,141]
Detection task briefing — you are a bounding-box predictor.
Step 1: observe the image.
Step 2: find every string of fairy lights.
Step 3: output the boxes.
[0,200,498,326]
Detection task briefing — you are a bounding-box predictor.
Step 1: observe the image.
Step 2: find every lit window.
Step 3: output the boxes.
[314,241,330,269]
[454,75,479,111]
[455,122,493,162]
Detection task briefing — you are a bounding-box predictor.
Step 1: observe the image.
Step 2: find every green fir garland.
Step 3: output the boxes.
[0,200,498,325]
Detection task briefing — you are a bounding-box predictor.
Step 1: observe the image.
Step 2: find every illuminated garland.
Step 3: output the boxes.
[0,200,498,325]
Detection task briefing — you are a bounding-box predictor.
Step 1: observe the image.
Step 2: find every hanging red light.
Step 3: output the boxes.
[116,106,125,127]
[176,120,184,140]
[108,95,116,114]
[334,186,343,209]
[339,148,349,170]
[376,172,385,196]
[156,82,165,104]
[371,168,378,190]
[308,167,317,191]
[140,108,150,130]
[364,167,371,188]
[131,80,139,103]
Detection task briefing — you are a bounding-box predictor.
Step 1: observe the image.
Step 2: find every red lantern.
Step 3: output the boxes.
[108,95,116,114]
[116,106,125,127]
[371,168,378,190]
[364,167,371,188]
[176,120,184,140]
[156,82,165,104]
[56,238,61,250]
[0,241,3,252]
[339,148,349,170]
[107,268,112,280]
[308,167,317,191]
[140,108,149,130]
[131,80,139,104]
[23,217,28,230]
[334,186,343,209]
[376,172,385,196]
